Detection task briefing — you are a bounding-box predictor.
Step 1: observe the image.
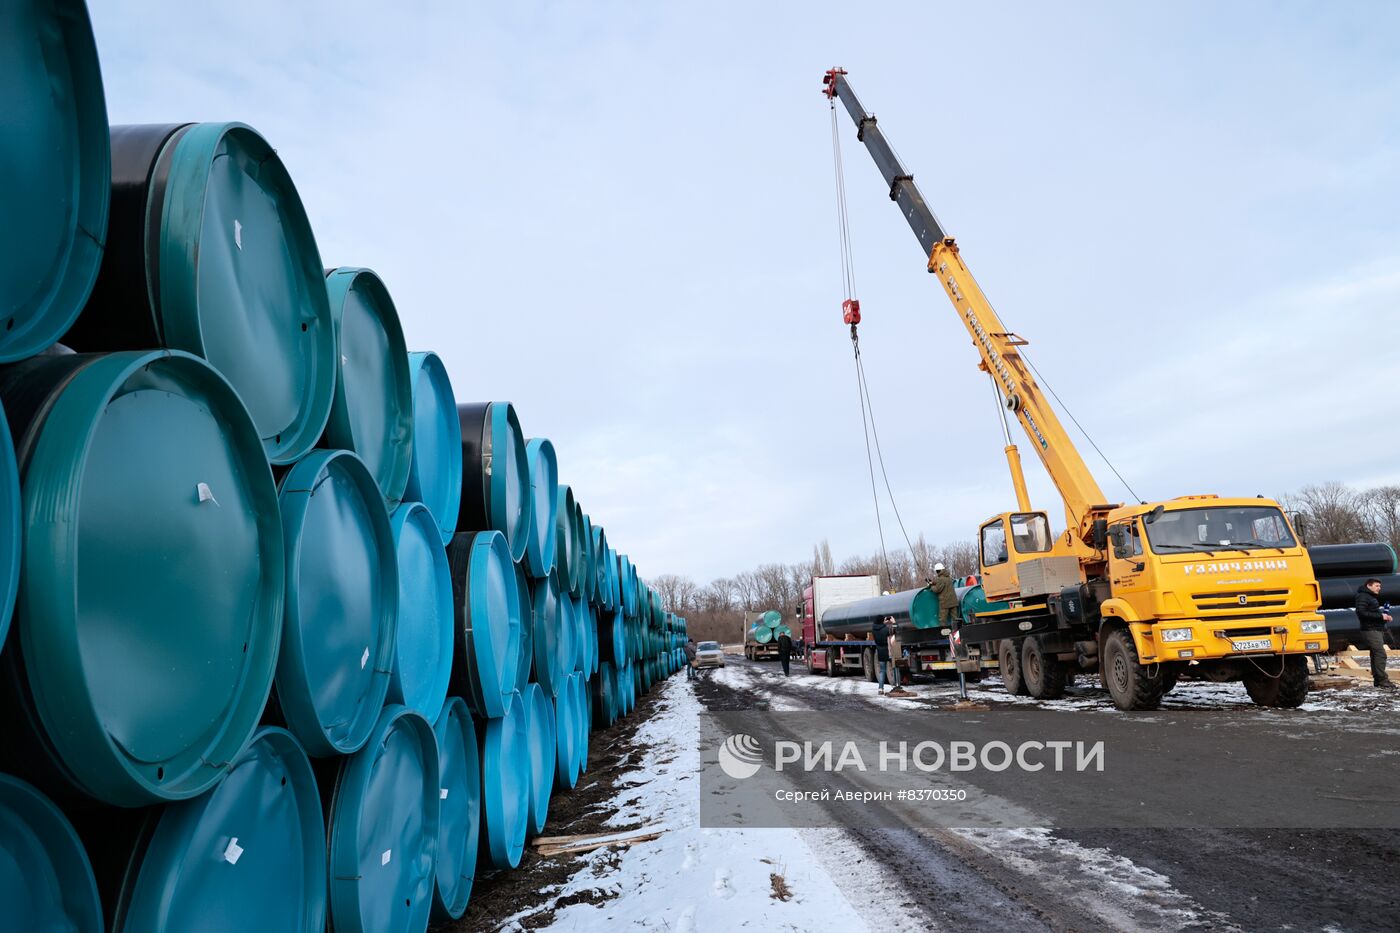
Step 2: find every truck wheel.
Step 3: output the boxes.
[861,648,876,682]
[805,648,817,675]
[825,649,841,677]
[1101,628,1164,711]
[999,640,1028,696]
[1243,656,1309,708]
[1021,637,1067,699]
[744,646,752,661]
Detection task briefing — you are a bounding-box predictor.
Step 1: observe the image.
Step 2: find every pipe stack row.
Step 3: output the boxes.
[589,536,690,727]
[0,3,682,931]
[1310,543,1400,648]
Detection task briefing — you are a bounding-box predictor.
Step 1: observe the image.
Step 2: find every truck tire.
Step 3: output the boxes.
[862,648,876,682]
[999,639,1028,696]
[805,648,817,675]
[1101,628,1164,711]
[825,648,841,677]
[1021,637,1067,699]
[744,646,752,661]
[1243,656,1310,708]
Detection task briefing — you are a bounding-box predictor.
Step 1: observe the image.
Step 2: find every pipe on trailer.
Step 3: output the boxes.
[820,587,942,636]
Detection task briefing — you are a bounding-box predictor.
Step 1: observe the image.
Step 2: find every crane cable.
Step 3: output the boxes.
[830,102,916,585]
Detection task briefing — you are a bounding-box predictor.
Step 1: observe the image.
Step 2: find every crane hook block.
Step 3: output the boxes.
[823,67,846,98]
[842,298,862,325]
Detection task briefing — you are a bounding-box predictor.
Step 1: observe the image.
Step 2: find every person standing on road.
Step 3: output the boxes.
[872,615,895,694]
[684,638,698,682]
[1355,578,1395,690]
[927,563,960,630]
[776,629,793,677]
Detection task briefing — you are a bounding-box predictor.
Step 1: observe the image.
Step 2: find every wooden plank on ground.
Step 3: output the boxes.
[532,826,662,849]
[537,831,663,857]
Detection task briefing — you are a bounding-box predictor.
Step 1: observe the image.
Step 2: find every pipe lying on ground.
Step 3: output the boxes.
[110,727,326,932]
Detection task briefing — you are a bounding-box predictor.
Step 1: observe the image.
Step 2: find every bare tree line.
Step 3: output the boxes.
[651,481,1400,645]
[1282,481,1400,551]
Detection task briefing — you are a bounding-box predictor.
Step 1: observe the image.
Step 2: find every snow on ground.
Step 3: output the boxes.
[511,676,874,932]
[714,651,1400,715]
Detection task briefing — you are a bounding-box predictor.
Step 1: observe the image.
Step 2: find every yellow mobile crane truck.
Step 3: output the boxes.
[824,68,1327,710]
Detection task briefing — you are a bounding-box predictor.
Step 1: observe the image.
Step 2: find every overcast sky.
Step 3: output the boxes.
[93,1,1400,584]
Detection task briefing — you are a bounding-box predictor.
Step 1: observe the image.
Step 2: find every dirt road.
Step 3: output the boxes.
[694,654,1400,932]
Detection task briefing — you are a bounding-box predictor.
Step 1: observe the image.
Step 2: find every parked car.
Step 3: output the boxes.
[695,640,725,669]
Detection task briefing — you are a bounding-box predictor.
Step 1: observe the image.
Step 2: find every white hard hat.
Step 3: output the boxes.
[933,562,945,572]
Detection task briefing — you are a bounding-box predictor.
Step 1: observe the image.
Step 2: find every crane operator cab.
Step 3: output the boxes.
[979,511,1065,600]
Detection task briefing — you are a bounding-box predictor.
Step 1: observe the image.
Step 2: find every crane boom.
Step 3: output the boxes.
[823,68,1112,539]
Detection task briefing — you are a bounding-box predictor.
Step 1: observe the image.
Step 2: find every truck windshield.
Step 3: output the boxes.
[1144,506,1296,552]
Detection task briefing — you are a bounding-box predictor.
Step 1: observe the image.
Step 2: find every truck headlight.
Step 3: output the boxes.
[1160,627,1193,643]
[1300,620,1325,634]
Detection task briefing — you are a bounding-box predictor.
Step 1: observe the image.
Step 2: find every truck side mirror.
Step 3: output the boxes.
[1291,512,1308,546]
[1091,518,1108,551]
[1109,525,1132,559]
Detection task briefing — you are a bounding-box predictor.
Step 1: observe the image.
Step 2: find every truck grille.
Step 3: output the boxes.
[1192,588,1289,611]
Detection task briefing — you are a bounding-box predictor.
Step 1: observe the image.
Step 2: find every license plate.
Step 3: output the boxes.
[1230,637,1272,652]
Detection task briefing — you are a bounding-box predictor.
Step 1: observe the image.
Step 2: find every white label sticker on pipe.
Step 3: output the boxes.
[381,849,392,866]
[197,482,218,505]
[234,219,242,250]
[224,837,244,865]
[440,788,449,799]
[361,647,370,669]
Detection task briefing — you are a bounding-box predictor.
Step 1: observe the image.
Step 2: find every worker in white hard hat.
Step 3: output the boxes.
[926,562,960,630]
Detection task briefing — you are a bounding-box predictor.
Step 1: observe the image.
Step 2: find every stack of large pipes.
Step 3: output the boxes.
[1311,543,1400,649]
[0,4,682,930]
[749,609,790,643]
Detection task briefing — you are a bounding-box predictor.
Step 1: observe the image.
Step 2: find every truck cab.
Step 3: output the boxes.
[977,510,1073,600]
[1099,497,1324,666]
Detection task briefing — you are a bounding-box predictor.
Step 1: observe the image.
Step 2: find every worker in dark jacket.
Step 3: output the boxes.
[927,563,960,629]
[684,638,698,682]
[1355,579,1395,689]
[776,630,793,677]
[872,616,895,694]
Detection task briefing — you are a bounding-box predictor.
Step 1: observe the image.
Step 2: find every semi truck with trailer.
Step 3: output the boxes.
[799,574,996,680]
[743,610,782,661]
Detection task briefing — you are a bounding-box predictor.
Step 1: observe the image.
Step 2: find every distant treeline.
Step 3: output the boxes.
[653,481,1400,645]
